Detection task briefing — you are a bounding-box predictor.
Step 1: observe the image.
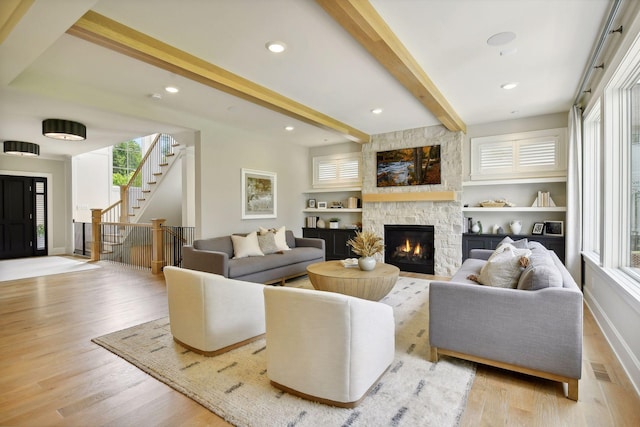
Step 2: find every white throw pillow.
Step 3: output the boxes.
[273,226,290,251]
[231,232,264,259]
[477,244,531,288]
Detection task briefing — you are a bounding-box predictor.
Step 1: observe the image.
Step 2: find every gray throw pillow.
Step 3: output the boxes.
[517,249,563,290]
[499,236,529,249]
[257,232,280,255]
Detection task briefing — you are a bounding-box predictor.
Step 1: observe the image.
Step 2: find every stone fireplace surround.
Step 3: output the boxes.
[361,125,464,277]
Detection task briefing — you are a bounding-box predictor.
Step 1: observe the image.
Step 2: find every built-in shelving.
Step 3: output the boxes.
[303,187,361,193]
[462,176,567,187]
[463,207,566,213]
[303,208,362,213]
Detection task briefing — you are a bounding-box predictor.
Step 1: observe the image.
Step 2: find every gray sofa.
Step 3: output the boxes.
[182,230,325,285]
[429,240,583,400]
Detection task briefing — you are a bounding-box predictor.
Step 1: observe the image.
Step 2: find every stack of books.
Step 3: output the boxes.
[532,191,556,207]
[306,216,318,228]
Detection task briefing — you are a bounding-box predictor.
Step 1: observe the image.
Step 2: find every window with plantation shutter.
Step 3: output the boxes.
[313,153,361,188]
[470,128,567,180]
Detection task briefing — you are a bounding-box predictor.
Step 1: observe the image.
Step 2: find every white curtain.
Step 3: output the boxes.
[566,105,583,282]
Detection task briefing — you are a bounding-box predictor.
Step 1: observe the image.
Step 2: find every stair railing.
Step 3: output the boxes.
[121,133,178,220]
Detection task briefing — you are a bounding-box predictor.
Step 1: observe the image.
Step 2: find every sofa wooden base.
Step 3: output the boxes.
[174,334,265,357]
[263,271,308,286]
[430,346,579,401]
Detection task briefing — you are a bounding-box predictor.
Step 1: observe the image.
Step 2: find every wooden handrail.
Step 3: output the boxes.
[164,226,188,243]
[101,200,121,215]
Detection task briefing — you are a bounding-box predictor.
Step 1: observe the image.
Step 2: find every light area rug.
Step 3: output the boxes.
[92,276,475,427]
[0,256,100,282]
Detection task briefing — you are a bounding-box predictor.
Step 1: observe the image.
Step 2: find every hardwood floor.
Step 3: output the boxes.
[0,260,638,426]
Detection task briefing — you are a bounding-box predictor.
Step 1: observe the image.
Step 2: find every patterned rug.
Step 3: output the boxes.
[92,276,475,426]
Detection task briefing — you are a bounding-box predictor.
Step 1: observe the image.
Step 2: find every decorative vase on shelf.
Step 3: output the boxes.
[471,222,480,233]
[358,256,376,271]
[317,218,325,228]
[510,220,522,234]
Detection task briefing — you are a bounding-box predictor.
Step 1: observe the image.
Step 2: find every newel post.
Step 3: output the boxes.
[119,185,129,223]
[151,218,166,274]
[90,209,102,262]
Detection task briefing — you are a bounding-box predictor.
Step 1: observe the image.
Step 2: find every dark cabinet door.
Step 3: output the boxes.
[462,233,566,263]
[303,228,357,260]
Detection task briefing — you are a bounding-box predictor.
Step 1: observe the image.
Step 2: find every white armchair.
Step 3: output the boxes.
[164,266,266,356]
[263,286,395,408]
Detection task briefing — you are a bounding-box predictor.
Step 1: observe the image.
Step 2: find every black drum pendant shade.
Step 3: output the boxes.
[42,119,86,140]
[3,141,40,156]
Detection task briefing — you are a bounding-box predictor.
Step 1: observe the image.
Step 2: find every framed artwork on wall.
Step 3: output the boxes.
[376,145,441,187]
[241,168,277,219]
[532,222,545,235]
[544,221,564,236]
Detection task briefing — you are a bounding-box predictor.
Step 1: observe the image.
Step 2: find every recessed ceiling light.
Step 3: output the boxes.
[165,86,179,93]
[511,110,520,114]
[285,126,294,131]
[500,82,519,90]
[487,32,516,46]
[266,41,287,53]
[150,93,162,100]
[371,108,383,114]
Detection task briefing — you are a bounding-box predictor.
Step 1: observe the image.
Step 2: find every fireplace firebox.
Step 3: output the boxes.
[384,225,434,274]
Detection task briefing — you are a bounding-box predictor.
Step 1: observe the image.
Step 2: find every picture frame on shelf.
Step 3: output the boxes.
[308,199,316,208]
[532,222,545,235]
[317,201,328,209]
[241,168,276,219]
[544,221,564,236]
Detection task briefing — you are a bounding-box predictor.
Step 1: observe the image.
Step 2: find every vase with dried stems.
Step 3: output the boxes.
[347,229,384,271]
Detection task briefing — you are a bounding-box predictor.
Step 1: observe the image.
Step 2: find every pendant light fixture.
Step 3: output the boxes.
[3,141,40,156]
[42,118,86,140]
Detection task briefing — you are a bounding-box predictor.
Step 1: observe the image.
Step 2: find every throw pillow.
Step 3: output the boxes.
[257,232,279,255]
[517,249,563,290]
[231,232,264,259]
[498,236,529,249]
[477,245,531,288]
[258,226,290,251]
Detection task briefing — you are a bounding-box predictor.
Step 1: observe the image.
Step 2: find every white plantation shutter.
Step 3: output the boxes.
[313,153,362,187]
[471,129,567,180]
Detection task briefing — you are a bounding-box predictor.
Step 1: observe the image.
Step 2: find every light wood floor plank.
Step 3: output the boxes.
[0,260,638,425]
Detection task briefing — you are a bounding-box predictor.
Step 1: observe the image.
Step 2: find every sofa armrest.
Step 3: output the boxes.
[182,245,229,277]
[294,237,325,251]
[429,281,583,379]
[469,249,493,260]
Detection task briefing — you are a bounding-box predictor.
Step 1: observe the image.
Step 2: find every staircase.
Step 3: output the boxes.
[97,133,182,261]
[123,133,182,223]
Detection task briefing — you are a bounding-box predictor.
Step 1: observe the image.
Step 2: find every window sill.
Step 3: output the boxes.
[583,251,640,305]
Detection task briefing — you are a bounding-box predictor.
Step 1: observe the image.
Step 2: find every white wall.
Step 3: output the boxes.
[0,155,72,255]
[195,127,310,239]
[72,147,112,223]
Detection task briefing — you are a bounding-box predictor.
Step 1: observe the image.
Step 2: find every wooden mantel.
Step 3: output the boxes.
[362,191,456,203]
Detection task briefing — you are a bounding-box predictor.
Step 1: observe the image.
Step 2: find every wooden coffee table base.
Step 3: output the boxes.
[306,260,400,301]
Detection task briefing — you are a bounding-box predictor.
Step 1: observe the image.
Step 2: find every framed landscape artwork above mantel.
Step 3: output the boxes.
[376,145,441,187]
[241,168,277,219]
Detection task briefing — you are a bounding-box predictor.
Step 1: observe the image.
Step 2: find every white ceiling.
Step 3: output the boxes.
[0,0,613,158]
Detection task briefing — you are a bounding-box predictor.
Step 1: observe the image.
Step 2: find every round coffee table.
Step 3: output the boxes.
[306,260,400,301]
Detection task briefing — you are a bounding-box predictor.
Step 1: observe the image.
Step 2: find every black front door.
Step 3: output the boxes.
[0,175,47,259]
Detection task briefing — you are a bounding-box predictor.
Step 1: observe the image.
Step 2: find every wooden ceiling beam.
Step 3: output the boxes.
[316,0,466,133]
[0,0,34,44]
[67,11,370,143]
